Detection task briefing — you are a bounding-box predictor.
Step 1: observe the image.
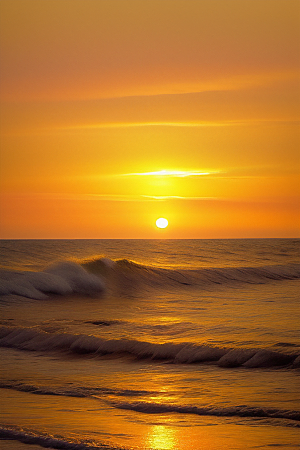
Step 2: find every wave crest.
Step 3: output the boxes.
[0,326,299,369]
[84,257,300,289]
[108,400,300,424]
[1,256,299,300]
[0,426,109,450]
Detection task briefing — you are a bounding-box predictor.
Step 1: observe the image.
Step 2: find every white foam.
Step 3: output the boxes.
[0,261,104,300]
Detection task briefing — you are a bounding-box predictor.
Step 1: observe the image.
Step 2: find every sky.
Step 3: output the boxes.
[0,0,299,239]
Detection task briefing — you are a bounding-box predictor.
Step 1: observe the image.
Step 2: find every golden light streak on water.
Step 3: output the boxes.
[146,425,178,450]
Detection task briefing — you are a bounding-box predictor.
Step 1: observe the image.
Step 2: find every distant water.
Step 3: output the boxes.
[0,239,299,450]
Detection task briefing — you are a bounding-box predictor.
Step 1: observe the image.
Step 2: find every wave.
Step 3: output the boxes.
[85,258,300,290]
[1,382,299,427]
[0,426,116,450]
[109,400,300,424]
[0,380,153,399]
[1,326,299,369]
[0,261,105,299]
[0,257,299,300]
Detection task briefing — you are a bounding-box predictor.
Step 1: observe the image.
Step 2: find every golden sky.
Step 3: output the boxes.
[0,0,299,238]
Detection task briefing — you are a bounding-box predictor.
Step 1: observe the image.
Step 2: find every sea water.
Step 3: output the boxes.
[0,239,299,450]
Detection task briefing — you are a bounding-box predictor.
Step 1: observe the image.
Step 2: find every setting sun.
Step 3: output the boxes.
[156,218,169,229]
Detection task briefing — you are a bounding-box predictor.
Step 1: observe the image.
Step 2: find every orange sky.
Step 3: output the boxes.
[0,0,299,238]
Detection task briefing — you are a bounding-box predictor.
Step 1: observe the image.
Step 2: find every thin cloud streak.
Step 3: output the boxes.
[0,193,218,202]
[58,121,242,131]
[51,119,299,134]
[121,170,214,177]
[141,195,218,201]
[81,194,218,202]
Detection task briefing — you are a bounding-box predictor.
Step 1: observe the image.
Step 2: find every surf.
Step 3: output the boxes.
[0,257,299,300]
[1,326,299,369]
[0,261,105,300]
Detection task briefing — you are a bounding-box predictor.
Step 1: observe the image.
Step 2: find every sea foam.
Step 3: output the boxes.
[0,261,104,299]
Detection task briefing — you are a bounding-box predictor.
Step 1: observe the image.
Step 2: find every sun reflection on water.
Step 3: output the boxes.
[147,425,178,450]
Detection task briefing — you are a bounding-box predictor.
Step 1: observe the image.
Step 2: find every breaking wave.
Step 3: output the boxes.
[0,261,105,300]
[0,326,299,369]
[85,258,300,288]
[0,257,299,300]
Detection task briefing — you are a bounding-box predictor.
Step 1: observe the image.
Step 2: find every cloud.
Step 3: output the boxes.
[0,192,218,203]
[57,121,239,131]
[121,170,215,177]
[141,195,217,201]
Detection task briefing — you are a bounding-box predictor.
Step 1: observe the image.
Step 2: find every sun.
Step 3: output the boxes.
[156,218,168,229]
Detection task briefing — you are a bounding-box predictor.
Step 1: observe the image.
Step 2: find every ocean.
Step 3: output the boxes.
[0,238,299,450]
